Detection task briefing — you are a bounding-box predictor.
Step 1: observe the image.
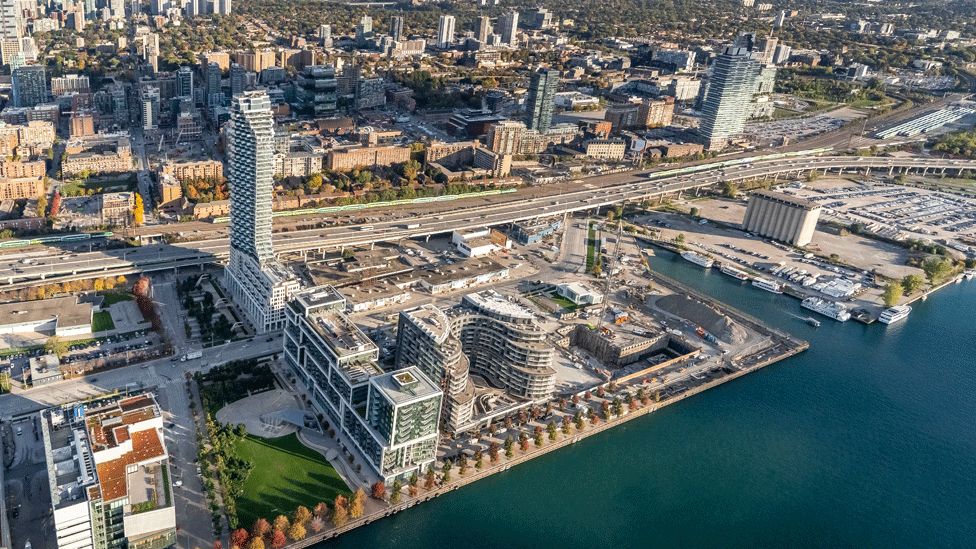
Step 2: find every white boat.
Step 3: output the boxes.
[680,251,714,268]
[878,305,911,325]
[720,264,750,281]
[801,297,851,322]
[752,277,783,294]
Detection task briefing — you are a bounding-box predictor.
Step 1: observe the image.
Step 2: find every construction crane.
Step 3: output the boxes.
[596,214,626,330]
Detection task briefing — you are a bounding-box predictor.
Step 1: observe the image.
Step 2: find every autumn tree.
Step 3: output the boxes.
[332,495,349,527]
[534,426,544,447]
[293,506,312,526]
[251,518,271,539]
[132,192,145,226]
[350,488,366,518]
[44,336,69,358]
[245,537,265,549]
[458,454,468,476]
[371,481,386,500]
[424,465,436,490]
[504,436,514,458]
[519,432,530,452]
[287,522,306,542]
[272,515,290,534]
[488,441,500,463]
[270,529,286,549]
[309,517,325,534]
[231,528,250,548]
[214,541,223,549]
[313,502,328,519]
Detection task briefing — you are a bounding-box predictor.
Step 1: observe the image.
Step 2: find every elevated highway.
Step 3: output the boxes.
[2,153,974,291]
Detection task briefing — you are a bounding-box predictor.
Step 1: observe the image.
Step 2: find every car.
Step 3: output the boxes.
[266,337,274,342]
[173,480,183,487]
[16,427,23,436]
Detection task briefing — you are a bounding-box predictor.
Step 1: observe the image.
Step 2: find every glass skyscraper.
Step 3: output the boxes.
[697,46,761,150]
[524,67,559,133]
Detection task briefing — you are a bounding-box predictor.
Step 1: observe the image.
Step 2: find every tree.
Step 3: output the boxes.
[902,274,924,295]
[231,529,249,549]
[371,481,386,500]
[36,193,48,217]
[332,495,349,527]
[408,471,419,488]
[309,517,325,534]
[458,454,468,475]
[251,518,271,539]
[424,465,437,490]
[441,460,452,483]
[921,257,953,285]
[293,506,312,526]
[286,522,306,542]
[270,530,286,549]
[245,537,265,549]
[313,502,329,519]
[534,426,544,447]
[272,515,289,534]
[504,436,514,458]
[350,487,366,518]
[214,541,223,549]
[689,206,700,217]
[547,421,557,441]
[882,282,901,307]
[488,441,500,463]
[132,192,145,226]
[474,449,484,469]
[390,478,402,504]
[44,336,69,358]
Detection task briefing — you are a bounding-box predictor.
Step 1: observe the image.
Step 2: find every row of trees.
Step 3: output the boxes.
[229,489,371,549]
[932,130,976,159]
[5,275,127,302]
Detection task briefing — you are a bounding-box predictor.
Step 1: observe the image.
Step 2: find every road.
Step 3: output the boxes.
[0,335,282,418]
[1,153,974,292]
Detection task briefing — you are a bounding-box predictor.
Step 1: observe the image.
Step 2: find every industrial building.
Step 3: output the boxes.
[0,295,93,337]
[742,189,821,246]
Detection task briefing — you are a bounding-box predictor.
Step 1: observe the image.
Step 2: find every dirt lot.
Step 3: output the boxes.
[682,195,922,280]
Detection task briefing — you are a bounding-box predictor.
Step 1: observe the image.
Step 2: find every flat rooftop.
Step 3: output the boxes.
[401,304,453,343]
[419,257,509,286]
[0,295,92,328]
[370,366,442,405]
[750,189,819,211]
[463,289,535,320]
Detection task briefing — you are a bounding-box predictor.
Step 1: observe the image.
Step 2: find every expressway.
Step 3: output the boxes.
[1,153,975,291]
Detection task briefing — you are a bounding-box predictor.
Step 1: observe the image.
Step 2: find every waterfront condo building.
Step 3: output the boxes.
[436,15,455,48]
[284,287,442,483]
[697,46,761,150]
[395,304,476,432]
[224,91,299,332]
[43,394,176,549]
[742,189,821,247]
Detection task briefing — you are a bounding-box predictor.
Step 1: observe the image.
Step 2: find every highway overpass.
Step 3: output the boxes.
[2,153,974,291]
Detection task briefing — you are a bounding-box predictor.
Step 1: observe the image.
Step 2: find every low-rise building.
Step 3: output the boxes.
[61,134,133,176]
[327,145,410,171]
[159,159,223,183]
[557,282,604,305]
[100,191,134,225]
[509,217,562,245]
[583,138,627,161]
[0,295,93,337]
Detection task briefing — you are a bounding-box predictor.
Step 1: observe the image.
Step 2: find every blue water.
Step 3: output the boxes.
[322,251,976,548]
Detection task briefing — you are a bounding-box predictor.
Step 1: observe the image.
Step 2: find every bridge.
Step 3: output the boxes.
[2,152,974,291]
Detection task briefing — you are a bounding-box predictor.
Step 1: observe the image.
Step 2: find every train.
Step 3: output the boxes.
[209,188,519,224]
[0,231,114,249]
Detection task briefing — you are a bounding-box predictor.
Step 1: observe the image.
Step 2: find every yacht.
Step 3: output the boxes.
[680,251,714,268]
[878,305,911,325]
[801,297,851,322]
[720,264,750,281]
[752,277,783,294]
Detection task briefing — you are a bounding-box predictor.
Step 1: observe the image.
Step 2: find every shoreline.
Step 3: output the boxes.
[283,271,809,547]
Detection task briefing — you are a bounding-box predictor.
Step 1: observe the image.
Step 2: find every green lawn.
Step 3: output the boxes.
[585,223,598,271]
[548,292,579,311]
[92,311,115,332]
[232,433,349,527]
[100,292,133,306]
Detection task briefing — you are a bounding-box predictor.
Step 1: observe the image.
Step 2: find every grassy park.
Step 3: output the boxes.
[92,311,115,332]
[232,433,349,527]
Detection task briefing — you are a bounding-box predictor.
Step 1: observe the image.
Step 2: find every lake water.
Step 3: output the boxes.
[321,250,976,547]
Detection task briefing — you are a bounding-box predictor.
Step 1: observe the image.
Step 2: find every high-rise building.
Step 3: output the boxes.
[486,120,525,155]
[217,0,231,15]
[318,24,332,48]
[284,287,442,483]
[12,65,48,108]
[697,46,761,150]
[356,15,373,46]
[176,66,194,97]
[224,91,299,332]
[476,15,491,44]
[497,11,519,46]
[436,15,455,48]
[390,15,404,42]
[294,64,338,116]
[0,0,23,43]
[141,86,160,130]
[396,304,476,432]
[44,394,177,549]
[50,74,91,96]
[204,61,222,106]
[524,67,559,132]
[229,62,246,96]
